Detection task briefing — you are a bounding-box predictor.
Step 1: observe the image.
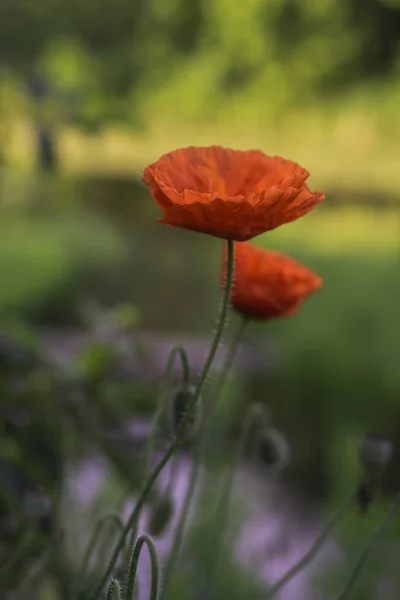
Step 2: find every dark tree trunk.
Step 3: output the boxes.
[36,125,58,173]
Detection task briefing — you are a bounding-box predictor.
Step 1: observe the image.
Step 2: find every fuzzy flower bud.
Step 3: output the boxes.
[148,495,174,537]
[254,426,290,473]
[168,385,201,442]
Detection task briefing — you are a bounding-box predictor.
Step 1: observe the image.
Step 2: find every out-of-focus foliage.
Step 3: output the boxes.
[0,310,155,597]
[1,0,400,128]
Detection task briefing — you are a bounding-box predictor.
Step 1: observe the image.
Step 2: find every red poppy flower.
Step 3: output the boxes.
[223,242,322,320]
[142,146,325,241]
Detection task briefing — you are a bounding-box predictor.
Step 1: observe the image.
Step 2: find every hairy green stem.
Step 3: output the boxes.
[106,578,122,600]
[126,522,139,564]
[335,493,400,600]
[90,239,235,600]
[126,534,159,600]
[265,491,357,598]
[162,317,248,593]
[144,346,190,479]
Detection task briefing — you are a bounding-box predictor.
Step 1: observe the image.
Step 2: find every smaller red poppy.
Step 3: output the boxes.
[223,242,322,320]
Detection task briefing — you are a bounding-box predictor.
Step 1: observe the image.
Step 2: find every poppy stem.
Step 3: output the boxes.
[265,490,357,599]
[125,534,160,600]
[335,493,400,600]
[162,317,248,594]
[105,578,122,600]
[89,239,235,600]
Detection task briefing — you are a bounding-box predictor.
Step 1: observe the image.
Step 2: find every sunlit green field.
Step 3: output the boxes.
[6,102,400,198]
[261,205,400,256]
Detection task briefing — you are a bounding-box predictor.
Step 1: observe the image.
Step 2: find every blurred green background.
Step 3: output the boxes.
[0,0,400,598]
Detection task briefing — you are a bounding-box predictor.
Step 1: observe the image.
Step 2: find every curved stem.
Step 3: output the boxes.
[144,345,190,479]
[125,534,160,600]
[209,403,269,594]
[76,511,124,594]
[106,578,122,600]
[335,493,400,600]
[90,239,235,600]
[162,317,248,593]
[265,491,357,599]
[126,522,139,564]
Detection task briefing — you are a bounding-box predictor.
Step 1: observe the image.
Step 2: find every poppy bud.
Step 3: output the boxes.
[168,385,201,442]
[148,495,174,537]
[254,426,290,473]
[359,433,393,475]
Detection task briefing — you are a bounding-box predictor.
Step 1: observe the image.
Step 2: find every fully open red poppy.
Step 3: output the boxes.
[223,242,322,320]
[143,146,325,240]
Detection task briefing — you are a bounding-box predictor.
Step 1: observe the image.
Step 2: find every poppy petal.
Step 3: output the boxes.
[143,146,325,240]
